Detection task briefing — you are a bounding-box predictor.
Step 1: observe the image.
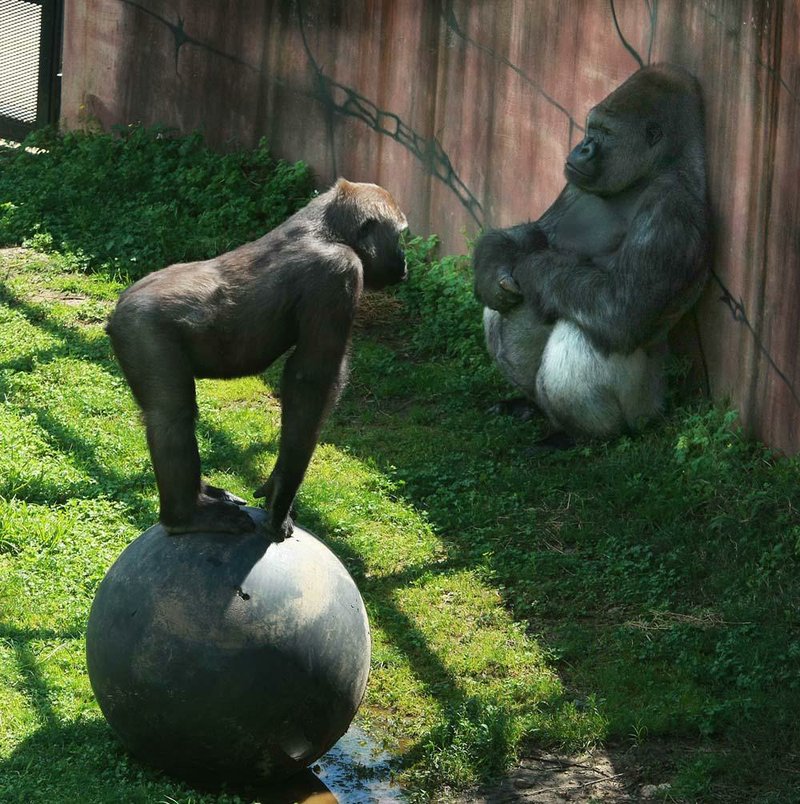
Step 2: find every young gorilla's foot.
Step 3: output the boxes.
[488,396,542,422]
[201,482,247,506]
[163,496,256,535]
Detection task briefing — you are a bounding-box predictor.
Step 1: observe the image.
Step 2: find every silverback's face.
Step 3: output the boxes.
[564,68,699,196]
[565,106,664,196]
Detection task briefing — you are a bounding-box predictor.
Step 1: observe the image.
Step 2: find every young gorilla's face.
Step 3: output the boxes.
[358,218,408,290]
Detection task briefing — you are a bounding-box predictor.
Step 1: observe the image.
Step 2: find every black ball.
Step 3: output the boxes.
[86,507,371,785]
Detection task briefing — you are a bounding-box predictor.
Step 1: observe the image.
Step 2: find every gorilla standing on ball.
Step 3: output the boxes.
[473,64,710,444]
[108,179,408,540]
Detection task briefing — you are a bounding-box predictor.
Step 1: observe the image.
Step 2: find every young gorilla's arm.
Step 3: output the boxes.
[253,272,357,540]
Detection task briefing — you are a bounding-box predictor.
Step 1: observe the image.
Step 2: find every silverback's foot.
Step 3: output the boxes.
[487,271,524,313]
[202,482,247,506]
[163,500,256,535]
[487,397,542,422]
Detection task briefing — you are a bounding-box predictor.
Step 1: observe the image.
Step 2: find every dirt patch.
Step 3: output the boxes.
[0,246,27,258]
[355,291,407,330]
[27,289,89,305]
[453,750,635,803]
[452,736,711,804]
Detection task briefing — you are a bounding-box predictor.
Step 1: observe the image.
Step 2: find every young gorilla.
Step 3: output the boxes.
[473,64,710,443]
[107,179,408,540]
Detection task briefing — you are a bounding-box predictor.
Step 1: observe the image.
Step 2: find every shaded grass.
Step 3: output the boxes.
[1,238,799,803]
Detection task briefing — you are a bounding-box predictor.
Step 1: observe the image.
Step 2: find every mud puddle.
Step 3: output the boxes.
[265,723,405,802]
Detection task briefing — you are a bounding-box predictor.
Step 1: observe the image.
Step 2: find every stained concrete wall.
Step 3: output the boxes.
[60,0,800,454]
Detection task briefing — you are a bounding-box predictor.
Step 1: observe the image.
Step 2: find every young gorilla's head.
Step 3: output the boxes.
[325,179,408,289]
[564,64,705,196]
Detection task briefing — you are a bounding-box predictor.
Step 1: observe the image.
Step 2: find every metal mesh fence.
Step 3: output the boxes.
[0,0,43,125]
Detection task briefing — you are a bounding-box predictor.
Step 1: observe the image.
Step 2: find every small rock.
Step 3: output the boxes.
[640,782,671,798]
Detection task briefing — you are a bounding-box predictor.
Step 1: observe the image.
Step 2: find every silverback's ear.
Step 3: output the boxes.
[646,122,663,147]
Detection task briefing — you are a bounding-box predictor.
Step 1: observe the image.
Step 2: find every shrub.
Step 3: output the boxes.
[395,234,487,367]
[0,125,314,280]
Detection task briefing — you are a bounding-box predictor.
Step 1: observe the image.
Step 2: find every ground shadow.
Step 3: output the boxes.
[0,715,351,804]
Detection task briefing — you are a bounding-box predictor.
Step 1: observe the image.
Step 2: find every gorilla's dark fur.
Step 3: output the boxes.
[107,179,408,540]
[473,64,709,441]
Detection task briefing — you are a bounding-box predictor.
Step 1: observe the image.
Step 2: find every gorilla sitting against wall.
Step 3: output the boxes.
[473,64,709,444]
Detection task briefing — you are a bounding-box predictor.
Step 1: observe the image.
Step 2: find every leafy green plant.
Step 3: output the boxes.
[411,699,525,793]
[0,126,314,280]
[394,234,488,368]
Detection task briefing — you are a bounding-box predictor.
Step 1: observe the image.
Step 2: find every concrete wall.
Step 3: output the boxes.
[61,0,800,454]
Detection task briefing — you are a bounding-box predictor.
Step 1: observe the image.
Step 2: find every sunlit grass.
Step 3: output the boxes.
[0,249,601,802]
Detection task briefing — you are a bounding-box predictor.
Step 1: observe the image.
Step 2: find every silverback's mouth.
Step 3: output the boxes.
[565,161,592,178]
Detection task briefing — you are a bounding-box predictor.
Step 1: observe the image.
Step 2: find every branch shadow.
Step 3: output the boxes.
[295,501,571,787]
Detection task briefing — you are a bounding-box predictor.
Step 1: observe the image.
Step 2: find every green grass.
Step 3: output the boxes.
[1,133,799,803]
[0,247,582,802]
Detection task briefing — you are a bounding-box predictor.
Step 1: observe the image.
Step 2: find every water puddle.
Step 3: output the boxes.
[264,724,405,803]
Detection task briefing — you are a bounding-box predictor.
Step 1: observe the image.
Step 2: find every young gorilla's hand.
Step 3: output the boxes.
[253,476,296,542]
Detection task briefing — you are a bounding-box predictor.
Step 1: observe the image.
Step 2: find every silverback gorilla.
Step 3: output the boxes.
[108,179,408,540]
[473,64,709,443]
